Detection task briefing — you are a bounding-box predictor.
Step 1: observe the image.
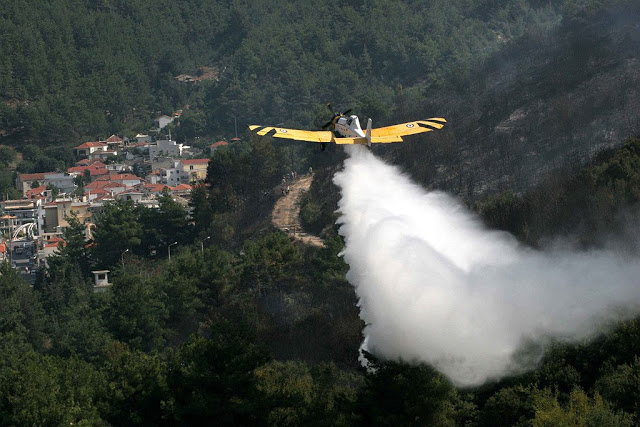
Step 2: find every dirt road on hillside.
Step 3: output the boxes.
[272,174,324,247]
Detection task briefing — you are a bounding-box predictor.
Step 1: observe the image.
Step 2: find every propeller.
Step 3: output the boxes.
[321,102,352,130]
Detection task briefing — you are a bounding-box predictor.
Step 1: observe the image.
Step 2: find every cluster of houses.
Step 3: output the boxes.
[0,115,235,285]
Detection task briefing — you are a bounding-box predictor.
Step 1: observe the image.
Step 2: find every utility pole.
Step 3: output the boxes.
[200,236,211,255]
[168,241,177,261]
[234,115,238,138]
[121,248,129,269]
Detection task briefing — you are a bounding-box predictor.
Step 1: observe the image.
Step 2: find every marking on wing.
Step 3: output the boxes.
[418,122,439,130]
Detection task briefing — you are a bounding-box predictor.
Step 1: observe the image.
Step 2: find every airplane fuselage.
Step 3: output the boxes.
[334,115,365,138]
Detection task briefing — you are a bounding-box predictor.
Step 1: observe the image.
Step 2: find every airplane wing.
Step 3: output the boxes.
[369,118,447,143]
[249,125,335,143]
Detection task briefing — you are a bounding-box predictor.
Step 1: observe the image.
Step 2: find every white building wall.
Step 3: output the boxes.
[148,139,183,159]
[44,173,76,195]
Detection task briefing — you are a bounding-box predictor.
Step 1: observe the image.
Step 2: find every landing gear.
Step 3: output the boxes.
[321,143,326,151]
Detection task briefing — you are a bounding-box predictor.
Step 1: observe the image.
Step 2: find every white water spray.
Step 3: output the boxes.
[334,146,640,387]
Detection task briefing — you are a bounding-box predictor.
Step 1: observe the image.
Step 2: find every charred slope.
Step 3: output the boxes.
[390,2,640,200]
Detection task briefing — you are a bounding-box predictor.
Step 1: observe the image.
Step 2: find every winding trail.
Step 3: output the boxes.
[272,174,324,247]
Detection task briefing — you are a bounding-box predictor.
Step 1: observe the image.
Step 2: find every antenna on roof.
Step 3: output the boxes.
[234,115,238,138]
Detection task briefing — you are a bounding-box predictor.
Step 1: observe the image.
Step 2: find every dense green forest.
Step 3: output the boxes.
[0,0,566,146]
[4,134,640,425]
[2,0,640,424]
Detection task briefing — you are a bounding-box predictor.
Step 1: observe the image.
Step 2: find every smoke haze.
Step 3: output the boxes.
[334,146,640,387]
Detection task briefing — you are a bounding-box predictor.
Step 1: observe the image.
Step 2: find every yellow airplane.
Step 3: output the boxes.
[249,104,446,150]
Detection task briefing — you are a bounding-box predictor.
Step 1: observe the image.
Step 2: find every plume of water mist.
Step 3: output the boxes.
[334,146,640,387]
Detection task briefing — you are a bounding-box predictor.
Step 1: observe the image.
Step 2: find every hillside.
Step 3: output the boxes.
[390,1,640,199]
[3,0,640,425]
[0,0,566,148]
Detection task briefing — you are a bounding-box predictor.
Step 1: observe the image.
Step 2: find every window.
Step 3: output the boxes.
[98,273,106,280]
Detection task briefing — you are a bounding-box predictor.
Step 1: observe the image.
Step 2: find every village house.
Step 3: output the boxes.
[74,141,108,157]
[95,173,142,187]
[104,162,129,173]
[25,185,48,200]
[123,142,149,161]
[170,183,192,198]
[116,190,145,203]
[180,158,209,183]
[16,172,76,196]
[87,149,118,161]
[154,115,174,130]
[42,199,92,234]
[161,164,183,185]
[16,173,46,194]
[42,173,76,195]
[146,171,162,184]
[210,140,229,152]
[148,139,189,159]
[141,183,171,197]
[67,162,109,181]
[40,236,64,255]
[84,181,129,200]
[136,134,153,144]
[105,134,125,150]
[151,156,177,172]
[0,199,45,237]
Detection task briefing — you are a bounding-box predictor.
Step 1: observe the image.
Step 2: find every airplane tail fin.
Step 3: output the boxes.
[365,118,372,148]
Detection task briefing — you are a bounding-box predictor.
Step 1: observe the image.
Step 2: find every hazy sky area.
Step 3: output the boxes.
[335,146,640,387]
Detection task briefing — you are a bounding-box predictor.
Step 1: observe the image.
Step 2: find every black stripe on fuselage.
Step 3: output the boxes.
[252,126,267,133]
[428,118,447,124]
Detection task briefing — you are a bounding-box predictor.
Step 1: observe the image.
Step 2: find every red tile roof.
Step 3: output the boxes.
[75,141,108,149]
[211,141,229,148]
[95,173,139,182]
[25,185,47,198]
[181,158,209,165]
[171,184,192,191]
[67,166,109,176]
[19,173,47,181]
[106,134,124,143]
[85,180,128,190]
[85,188,109,196]
[45,236,65,249]
[144,184,171,192]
